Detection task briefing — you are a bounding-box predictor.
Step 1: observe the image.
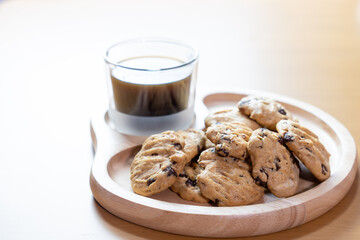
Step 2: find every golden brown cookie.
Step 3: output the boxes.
[131,129,206,196]
[204,107,260,130]
[247,128,300,198]
[276,119,331,181]
[130,131,187,196]
[206,122,253,160]
[197,149,264,206]
[170,162,209,203]
[238,96,295,131]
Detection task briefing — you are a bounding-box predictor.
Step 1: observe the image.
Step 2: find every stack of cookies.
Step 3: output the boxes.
[130,95,331,206]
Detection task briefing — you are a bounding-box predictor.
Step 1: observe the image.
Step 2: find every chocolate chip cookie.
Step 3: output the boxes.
[206,122,253,160]
[130,131,188,196]
[170,162,209,203]
[247,128,300,197]
[276,119,331,181]
[178,129,206,162]
[238,96,295,131]
[197,148,264,206]
[205,107,260,130]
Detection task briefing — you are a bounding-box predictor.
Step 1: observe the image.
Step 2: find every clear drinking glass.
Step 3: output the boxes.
[104,38,198,136]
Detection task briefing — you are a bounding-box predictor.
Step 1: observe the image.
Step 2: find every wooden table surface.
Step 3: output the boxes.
[0,0,359,239]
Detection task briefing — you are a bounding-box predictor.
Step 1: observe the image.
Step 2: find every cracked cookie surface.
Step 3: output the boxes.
[206,122,253,160]
[276,119,331,181]
[130,130,206,196]
[130,131,188,196]
[205,107,260,130]
[247,128,300,197]
[197,148,264,206]
[238,96,295,131]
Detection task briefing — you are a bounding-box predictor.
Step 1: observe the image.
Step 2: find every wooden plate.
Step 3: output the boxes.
[90,90,357,238]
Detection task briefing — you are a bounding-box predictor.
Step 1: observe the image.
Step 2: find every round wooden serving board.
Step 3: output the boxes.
[90,90,357,238]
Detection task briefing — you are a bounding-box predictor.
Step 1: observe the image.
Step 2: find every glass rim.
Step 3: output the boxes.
[104,38,198,72]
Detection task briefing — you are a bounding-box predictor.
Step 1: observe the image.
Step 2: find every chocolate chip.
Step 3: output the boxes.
[208,199,220,206]
[259,168,269,179]
[239,99,251,106]
[239,174,244,177]
[305,147,312,153]
[278,108,287,115]
[274,157,281,171]
[179,173,187,178]
[217,146,229,157]
[185,178,197,187]
[259,128,268,138]
[276,163,282,171]
[147,178,156,186]
[283,133,295,142]
[164,166,177,177]
[278,136,285,146]
[221,136,232,142]
[151,153,158,156]
[321,164,328,175]
[255,176,267,188]
[173,143,182,150]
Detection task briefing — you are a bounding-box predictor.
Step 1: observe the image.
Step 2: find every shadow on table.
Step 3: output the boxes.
[92,163,359,240]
